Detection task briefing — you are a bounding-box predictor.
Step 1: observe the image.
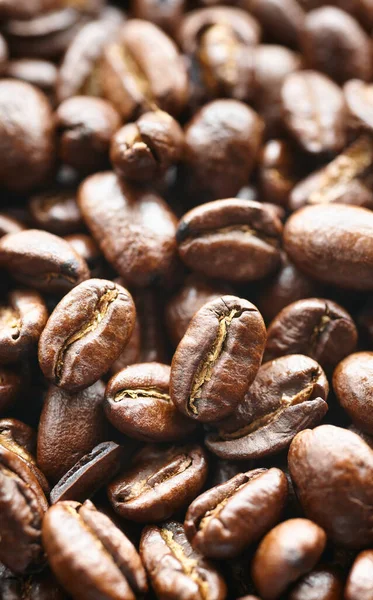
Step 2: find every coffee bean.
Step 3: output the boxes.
[249,0,305,47]
[345,550,373,600]
[345,79,373,132]
[288,567,344,600]
[0,214,25,237]
[29,188,83,236]
[133,0,185,36]
[109,315,141,374]
[0,0,60,20]
[0,564,68,600]
[170,296,266,423]
[258,140,299,208]
[4,58,57,99]
[108,444,208,522]
[0,367,23,414]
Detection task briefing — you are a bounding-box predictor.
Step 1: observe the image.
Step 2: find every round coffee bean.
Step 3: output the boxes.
[345,550,373,600]
[288,567,344,600]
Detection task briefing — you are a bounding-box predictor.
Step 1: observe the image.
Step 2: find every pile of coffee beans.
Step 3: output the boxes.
[1,0,373,598]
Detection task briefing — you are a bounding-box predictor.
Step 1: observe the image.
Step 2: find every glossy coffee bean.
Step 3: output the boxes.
[184,468,288,559]
[281,71,347,154]
[183,100,263,200]
[288,567,344,600]
[111,110,184,183]
[4,59,57,100]
[39,279,135,392]
[0,290,48,364]
[301,7,372,84]
[0,418,36,456]
[290,135,373,211]
[345,550,373,600]
[0,367,23,414]
[0,445,48,574]
[251,519,327,600]
[140,521,227,600]
[333,352,373,434]
[288,425,373,547]
[170,296,266,423]
[50,441,123,504]
[42,499,148,600]
[264,298,357,369]
[56,96,121,174]
[0,80,55,193]
[29,189,83,236]
[79,173,178,286]
[108,444,208,522]
[37,380,108,483]
[0,229,89,294]
[105,363,197,442]
[101,20,188,119]
[284,203,373,290]
[176,199,282,283]
[248,0,305,47]
[206,354,328,460]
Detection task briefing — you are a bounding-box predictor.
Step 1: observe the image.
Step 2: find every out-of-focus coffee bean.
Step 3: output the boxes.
[345,550,373,600]
[333,352,373,434]
[248,0,305,47]
[4,59,57,100]
[29,188,83,235]
[132,0,186,36]
[0,0,61,21]
[64,233,103,277]
[258,140,299,207]
[288,566,344,600]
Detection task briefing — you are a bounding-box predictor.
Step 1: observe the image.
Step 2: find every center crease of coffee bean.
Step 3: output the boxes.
[114,388,171,402]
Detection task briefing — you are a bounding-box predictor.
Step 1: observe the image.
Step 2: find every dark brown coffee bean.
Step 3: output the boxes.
[284,203,373,290]
[56,96,121,174]
[111,110,184,182]
[176,199,282,283]
[183,100,263,200]
[42,499,148,600]
[0,290,48,364]
[264,298,357,369]
[79,173,178,286]
[0,445,48,574]
[333,351,373,434]
[4,59,57,100]
[50,441,123,504]
[248,0,305,47]
[281,71,347,154]
[0,80,55,193]
[258,140,299,208]
[29,188,83,236]
[0,367,23,414]
[39,279,135,392]
[288,425,373,547]
[0,0,61,20]
[345,550,373,600]
[301,7,372,84]
[251,519,326,600]
[132,0,185,36]
[0,418,36,456]
[288,567,344,600]
[56,12,124,103]
[0,230,89,294]
[0,565,68,600]
[140,521,227,600]
[37,380,108,483]
[170,296,266,423]
[165,274,232,346]
[290,135,373,211]
[345,79,373,132]
[184,468,288,559]
[108,444,208,522]
[101,20,188,119]
[105,363,197,442]
[0,214,25,237]
[206,354,328,460]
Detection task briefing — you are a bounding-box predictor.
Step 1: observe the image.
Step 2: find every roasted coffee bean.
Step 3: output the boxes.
[0,445,48,574]
[43,499,148,600]
[183,100,263,201]
[281,71,347,154]
[56,96,121,174]
[4,59,57,99]
[39,279,135,392]
[0,367,23,414]
[258,140,299,208]
[64,233,103,278]
[345,80,373,132]
[0,80,55,193]
[301,7,372,84]
[206,354,328,460]
[0,290,48,364]
[140,521,227,600]
[108,444,208,522]
[111,110,184,183]
[288,425,373,547]
[290,135,373,211]
[105,363,197,442]
[50,441,123,503]
[101,20,188,119]
[79,173,178,286]
[284,203,373,290]
[0,230,89,294]
[37,380,108,483]
[165,274,232,347]
[170,296,266,423]
[56,12,124,103]
[248,0,305,47]
[176,199,282,283]
[132,0,185,35]
[345,550,373,600]
[29,188,83,236]
[0,214,25,237]
[0,564,67,600]
[251,519,326,600]
[288,566,344,600]
[184,468,288,559]
[0,0,61,20]
[0,418,36,456]
[333,352,373,434]
[264,298,357,369]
